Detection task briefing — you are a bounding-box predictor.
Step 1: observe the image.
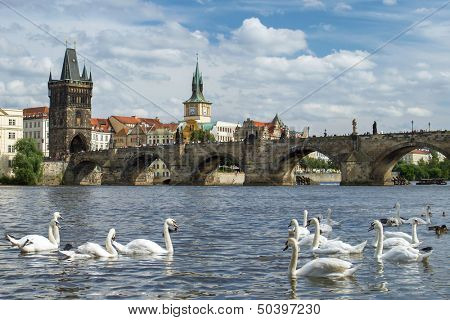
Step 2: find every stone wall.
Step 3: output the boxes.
[300,173,342,183]
[41,161,67,185]
[204,171,245,185]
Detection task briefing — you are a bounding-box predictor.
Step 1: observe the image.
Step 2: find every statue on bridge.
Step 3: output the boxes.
[175,128,183,144]
[373,121,378,135]
[352,119,357,135]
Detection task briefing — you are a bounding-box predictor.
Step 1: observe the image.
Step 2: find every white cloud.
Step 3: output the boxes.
[407,107,432,117]
[0,0,447,134]
[382,0,397,6]
[222,18,307,56]
[416,70,432,80]
[302,0,325,10]
[334,3,352,12]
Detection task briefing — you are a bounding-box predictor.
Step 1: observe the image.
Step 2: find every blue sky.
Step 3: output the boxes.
[0,0,449,134]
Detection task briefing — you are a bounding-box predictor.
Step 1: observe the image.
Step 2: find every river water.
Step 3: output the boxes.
[0,185,448,299]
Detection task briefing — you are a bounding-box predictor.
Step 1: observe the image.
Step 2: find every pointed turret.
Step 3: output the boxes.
[60,48,81,81]
[81,64,88,80]
[185,56,208,103]
[49,71,52,82]
[272,113,283,126]
[89,71,92,82]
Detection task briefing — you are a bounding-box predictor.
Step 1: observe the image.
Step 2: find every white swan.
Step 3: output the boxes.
[373,218,421,248]
[291,218,328,247]
[293,218,342,247]
[380,202,406,227]
[113,218,178,255]
[325,208,342,227]
[60,228,118,258]
[309,218,367,255]
[5,212,62,252]
[405,205,431,225]
[384,218,422,243]
[284,237,359,279]
[370,220,433,263]
[289,214,310,239]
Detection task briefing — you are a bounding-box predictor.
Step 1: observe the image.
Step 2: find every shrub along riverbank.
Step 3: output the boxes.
[393,151,449,181]
[0,138,43,185]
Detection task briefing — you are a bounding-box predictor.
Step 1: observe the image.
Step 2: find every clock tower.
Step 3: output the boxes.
[183,57,212,123]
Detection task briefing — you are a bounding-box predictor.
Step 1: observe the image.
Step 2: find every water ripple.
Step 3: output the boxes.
[0,185,449,299]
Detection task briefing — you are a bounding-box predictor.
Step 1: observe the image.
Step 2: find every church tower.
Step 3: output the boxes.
[48,47,93,159]
[183,56,212,123]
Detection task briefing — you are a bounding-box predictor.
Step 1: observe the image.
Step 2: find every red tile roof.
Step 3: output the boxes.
[23,106,49,119]
[252,121,271,127]
[412,149,431,155]
[110,115,141,124]
[152,122,178,131]
[91,118,111,133]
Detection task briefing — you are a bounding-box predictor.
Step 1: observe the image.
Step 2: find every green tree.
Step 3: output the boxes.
[299,156,339,171]
[11,138,44,185]
[393,152,448,181]
[190,129,215,143]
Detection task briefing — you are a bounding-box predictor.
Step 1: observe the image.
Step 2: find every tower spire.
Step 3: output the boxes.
[60,47,81,81]
[81,63,88,80]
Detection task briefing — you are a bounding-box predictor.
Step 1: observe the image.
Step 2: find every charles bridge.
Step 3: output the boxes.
[60,131,450,186]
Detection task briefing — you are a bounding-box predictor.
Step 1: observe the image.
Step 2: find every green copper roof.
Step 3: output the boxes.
[201,122,215,131]
[185,57,210,103]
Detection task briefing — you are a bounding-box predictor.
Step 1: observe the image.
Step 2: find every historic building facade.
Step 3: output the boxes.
[235,114,288,142]
[90,118,112,151]
[0,108,23,177]
[48,47,93,159]
[23,107,49,157]
[210,121,239,143]
[147,123,178,146]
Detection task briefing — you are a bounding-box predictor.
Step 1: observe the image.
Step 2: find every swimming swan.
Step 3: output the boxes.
[290,219,328,247]
[308,218,367,255]
[369,220,433,263]
[372,218,421,248]
[405,205,431,225]
[5,212,62,252]
[379,202,407,227]
[59,228,118,258]
[113,218,178,254]
[290,214,310,239]
[325,208,342,227]
[284,237,359,279]
[384,218,422,243]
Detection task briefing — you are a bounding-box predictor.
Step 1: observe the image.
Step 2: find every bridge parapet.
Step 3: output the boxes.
[61,130,450,186]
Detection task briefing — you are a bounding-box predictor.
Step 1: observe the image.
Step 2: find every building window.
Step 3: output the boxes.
[8,159,13,167]
[75,111,82,126]
[8,145,15,153]
[8,132,16,139]
[9,119,16,126]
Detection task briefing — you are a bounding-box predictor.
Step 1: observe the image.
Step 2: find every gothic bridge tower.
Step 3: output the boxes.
[48,47,93,159]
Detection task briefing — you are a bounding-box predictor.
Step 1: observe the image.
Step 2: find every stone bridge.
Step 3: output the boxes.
[62,131,450,186]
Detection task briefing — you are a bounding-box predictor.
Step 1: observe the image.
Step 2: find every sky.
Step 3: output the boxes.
[0,0,449,135]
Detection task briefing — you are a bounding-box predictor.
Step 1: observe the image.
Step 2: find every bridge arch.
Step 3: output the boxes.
[69,134,88,154]
[371,141,450,185]
[193,152,244,185]
[275,145,340,185]
[65,160,103,185]
[122,152,171,185]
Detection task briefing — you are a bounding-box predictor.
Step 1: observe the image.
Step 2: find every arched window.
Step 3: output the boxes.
[75,111,82,126]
